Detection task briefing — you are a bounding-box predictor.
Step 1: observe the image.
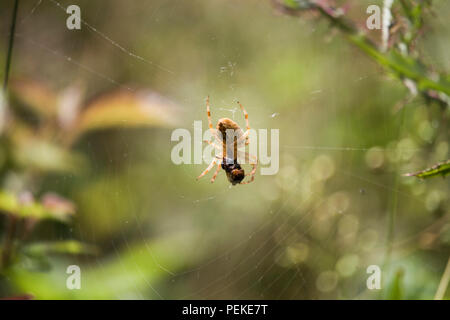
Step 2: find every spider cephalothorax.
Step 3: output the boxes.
[196,97,258,185]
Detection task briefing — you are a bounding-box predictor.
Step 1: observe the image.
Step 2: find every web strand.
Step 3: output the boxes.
[48,0,175,75]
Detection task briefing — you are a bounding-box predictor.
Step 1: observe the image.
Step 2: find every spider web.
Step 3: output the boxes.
[8,0,447,300]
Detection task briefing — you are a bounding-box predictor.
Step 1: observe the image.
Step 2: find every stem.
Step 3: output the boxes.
[398,0,414,22]
[274,0,450,99]
[3,0,20,91]
[1,214,18,269]
[434,256,450,300]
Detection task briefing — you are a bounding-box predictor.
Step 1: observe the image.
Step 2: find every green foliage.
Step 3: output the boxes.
[10,232,200,299]
[0,191,74,222]
[23,240,98,256]
[276,0,450,102]
[1,60,180,298]
[405,159,450,179]
[385,268,405,300]
[0,0,448,300]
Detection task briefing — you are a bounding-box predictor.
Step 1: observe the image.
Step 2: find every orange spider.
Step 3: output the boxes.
[196,97,258,185]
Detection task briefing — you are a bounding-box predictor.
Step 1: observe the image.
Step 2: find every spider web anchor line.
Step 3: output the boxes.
[48,0,175,75]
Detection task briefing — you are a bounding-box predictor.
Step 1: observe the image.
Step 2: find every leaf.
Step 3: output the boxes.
[19,252,53,272]
[276,1,450,98]
[20,201,73,223]
[13,136,86,173]
[71,89,180,141]
[26,194,75,223]
[23,240,97,256]
[8,231,203,299]
[19,201,48,220]
[41,193,76,221]
[385,268,405,300]
[0,190,48,219]
[0,190,75,222]
[9,78,58,117]
[0,190,20,213]
[404,159,450,179]
[282,0,314,10]
[18,241,95,273]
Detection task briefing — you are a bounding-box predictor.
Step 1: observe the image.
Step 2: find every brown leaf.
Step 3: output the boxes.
[71,89,180,141]
[10,78,58,117]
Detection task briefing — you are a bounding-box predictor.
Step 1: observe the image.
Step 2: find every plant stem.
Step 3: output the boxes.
[1,214,18,269]
[434,256,450,300]
[398,0,414,22]
[3,0,20,91]
[274,0,450,98]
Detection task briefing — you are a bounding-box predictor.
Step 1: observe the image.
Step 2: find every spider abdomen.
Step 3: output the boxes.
[221,159,245,185]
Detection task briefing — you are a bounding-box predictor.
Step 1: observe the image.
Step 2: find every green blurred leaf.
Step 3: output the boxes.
[9,231,201,299]
[19,253,53,273]
[385,268,405,300]
[386,51,450,95]
[17,241,95,273]
[282,0,314,10]
[19,201,47,220]
[440,224,450,246]
[23,240,97,256]
[0,190,75,222]
[13,137,86,173]
[0,190,20,213]
[41,193,76,222]
[404,159,450,179]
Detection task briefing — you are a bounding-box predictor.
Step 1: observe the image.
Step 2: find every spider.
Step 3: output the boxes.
[196,96,258,185]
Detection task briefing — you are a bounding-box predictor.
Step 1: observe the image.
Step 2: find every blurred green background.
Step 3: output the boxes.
[0,0,449,299]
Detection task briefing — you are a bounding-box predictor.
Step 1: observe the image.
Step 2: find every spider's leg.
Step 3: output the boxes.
[240,163,257,184]
[203,139,221,151]
[210,158,223,183]
[237,151,258,184]
[238,150,257,162]
[236,129,250,146]
[214,129,224,145]
[206,96,216,136]
[205,97,223,146]
[203,139,223,162]
[237,101,250,131]
[237,101,250,144]
[196,158,217,180]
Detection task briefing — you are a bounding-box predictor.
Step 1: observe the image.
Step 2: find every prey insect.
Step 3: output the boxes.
[196,96,258,185]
